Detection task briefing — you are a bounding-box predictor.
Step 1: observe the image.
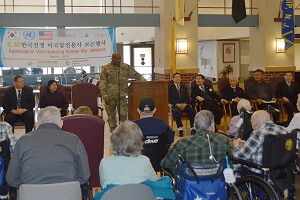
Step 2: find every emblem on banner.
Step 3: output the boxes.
[5,30,19,40]
[23,31,35,40]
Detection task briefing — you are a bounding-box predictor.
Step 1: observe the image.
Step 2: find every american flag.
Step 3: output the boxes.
[39,31,53,40]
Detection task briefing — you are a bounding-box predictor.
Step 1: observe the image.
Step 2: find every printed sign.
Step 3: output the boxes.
[0,27,116,67]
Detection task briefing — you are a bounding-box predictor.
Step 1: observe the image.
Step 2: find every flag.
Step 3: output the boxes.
[5,30,19,40]
[39,31,53,40]
[232,0,246,23]
[176,0,185,27]
[282,0,294,51]
[170,18,176,75]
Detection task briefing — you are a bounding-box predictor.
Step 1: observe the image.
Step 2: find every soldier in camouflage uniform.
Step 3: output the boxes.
[100,52,146,132]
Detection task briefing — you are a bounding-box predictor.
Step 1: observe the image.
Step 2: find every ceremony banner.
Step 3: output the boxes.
[0,27,116,67]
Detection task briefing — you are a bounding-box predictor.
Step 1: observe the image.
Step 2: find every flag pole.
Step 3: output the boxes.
[170,15,176,78]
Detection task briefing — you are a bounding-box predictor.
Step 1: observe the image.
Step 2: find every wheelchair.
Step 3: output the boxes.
[231,128,298,200]
[164,155,242,200]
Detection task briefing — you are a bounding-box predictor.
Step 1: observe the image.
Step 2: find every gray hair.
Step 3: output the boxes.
[195,110,214,131]
[37,106,61,127]
[140,111,153,116]
[110,120,143,157]
[237,99,251,113]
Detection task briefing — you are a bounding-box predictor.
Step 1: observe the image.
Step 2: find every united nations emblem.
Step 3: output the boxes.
[285,139,293,151]
[23,31,35,40]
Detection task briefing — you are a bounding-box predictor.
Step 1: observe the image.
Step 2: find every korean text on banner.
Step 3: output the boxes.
[0,27,116,67]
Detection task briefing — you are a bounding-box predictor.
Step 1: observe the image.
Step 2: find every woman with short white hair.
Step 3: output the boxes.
[99,120,157,189]
[225,99,252,139]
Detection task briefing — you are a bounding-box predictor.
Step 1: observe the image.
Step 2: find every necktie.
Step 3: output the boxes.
[176,84,181,96]
[17,89,21,109]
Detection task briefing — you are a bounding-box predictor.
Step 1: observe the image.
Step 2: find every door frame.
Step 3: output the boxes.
[130,44,154,81]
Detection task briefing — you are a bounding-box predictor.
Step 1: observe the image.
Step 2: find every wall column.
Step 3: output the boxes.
[154,0,199,87]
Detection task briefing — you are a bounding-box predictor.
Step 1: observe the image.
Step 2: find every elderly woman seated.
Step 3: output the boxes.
[39,80,68,117]
[99,120,157,189]
[226,99,252,139]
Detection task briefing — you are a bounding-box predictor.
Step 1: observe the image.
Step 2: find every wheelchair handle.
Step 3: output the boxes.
[217,130,234,139]
[178,155,200,184]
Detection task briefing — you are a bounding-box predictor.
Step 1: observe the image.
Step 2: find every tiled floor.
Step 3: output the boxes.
[14,109,300,199]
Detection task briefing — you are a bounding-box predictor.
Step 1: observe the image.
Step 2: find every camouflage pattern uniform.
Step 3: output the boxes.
[100,62,146,131]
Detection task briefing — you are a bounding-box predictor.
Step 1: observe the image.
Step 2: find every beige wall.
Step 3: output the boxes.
[198,27,250,40]
[249,0,294,70]
[154,0,198,73]
[295,43,300,71]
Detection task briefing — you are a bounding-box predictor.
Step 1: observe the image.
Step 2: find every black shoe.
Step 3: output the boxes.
[191,129,196,135]
[178,130,184,137]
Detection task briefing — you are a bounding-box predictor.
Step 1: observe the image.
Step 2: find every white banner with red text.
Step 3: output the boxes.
[0,27,116,67]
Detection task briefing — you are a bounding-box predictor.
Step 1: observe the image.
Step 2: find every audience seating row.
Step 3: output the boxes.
[169,75,290,130]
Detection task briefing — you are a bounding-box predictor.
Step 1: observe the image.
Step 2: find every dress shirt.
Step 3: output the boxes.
[199,85,205,92]
[15,88,22,98]
[175,83,180,88]
[161,130,230,174]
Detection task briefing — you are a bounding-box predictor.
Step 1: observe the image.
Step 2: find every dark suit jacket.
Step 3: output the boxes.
[168,84,190,106]
[247,81,273,100]
[275,81,300,103]
[191,84,221,106]
[3,86,35,113]
[222,86,246,101]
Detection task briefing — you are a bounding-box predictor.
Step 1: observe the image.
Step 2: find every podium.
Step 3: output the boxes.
[128,81,169,123]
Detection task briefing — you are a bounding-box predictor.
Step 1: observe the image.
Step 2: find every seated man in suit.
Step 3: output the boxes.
[2,75,35,133]
[191,74,228,127]
[222,77,247,116]
[275,72,300,123]
[169,73,196,137]
[247,69,279,122]
[134,97,174,172]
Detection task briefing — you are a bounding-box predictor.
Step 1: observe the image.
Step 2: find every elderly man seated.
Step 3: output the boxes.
[6,106,90,199]
[161,110,230,175]
[222,76,247,116]
[191,74,228,128]
[232,110,287,178]
[134,97,174,172]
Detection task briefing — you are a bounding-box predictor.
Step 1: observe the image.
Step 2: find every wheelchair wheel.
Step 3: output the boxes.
[227,184,242,200]
[235,175,278,200]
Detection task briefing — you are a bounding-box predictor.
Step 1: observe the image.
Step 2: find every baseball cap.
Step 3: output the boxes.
[81,70,86,74]
[139,97,154,112]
